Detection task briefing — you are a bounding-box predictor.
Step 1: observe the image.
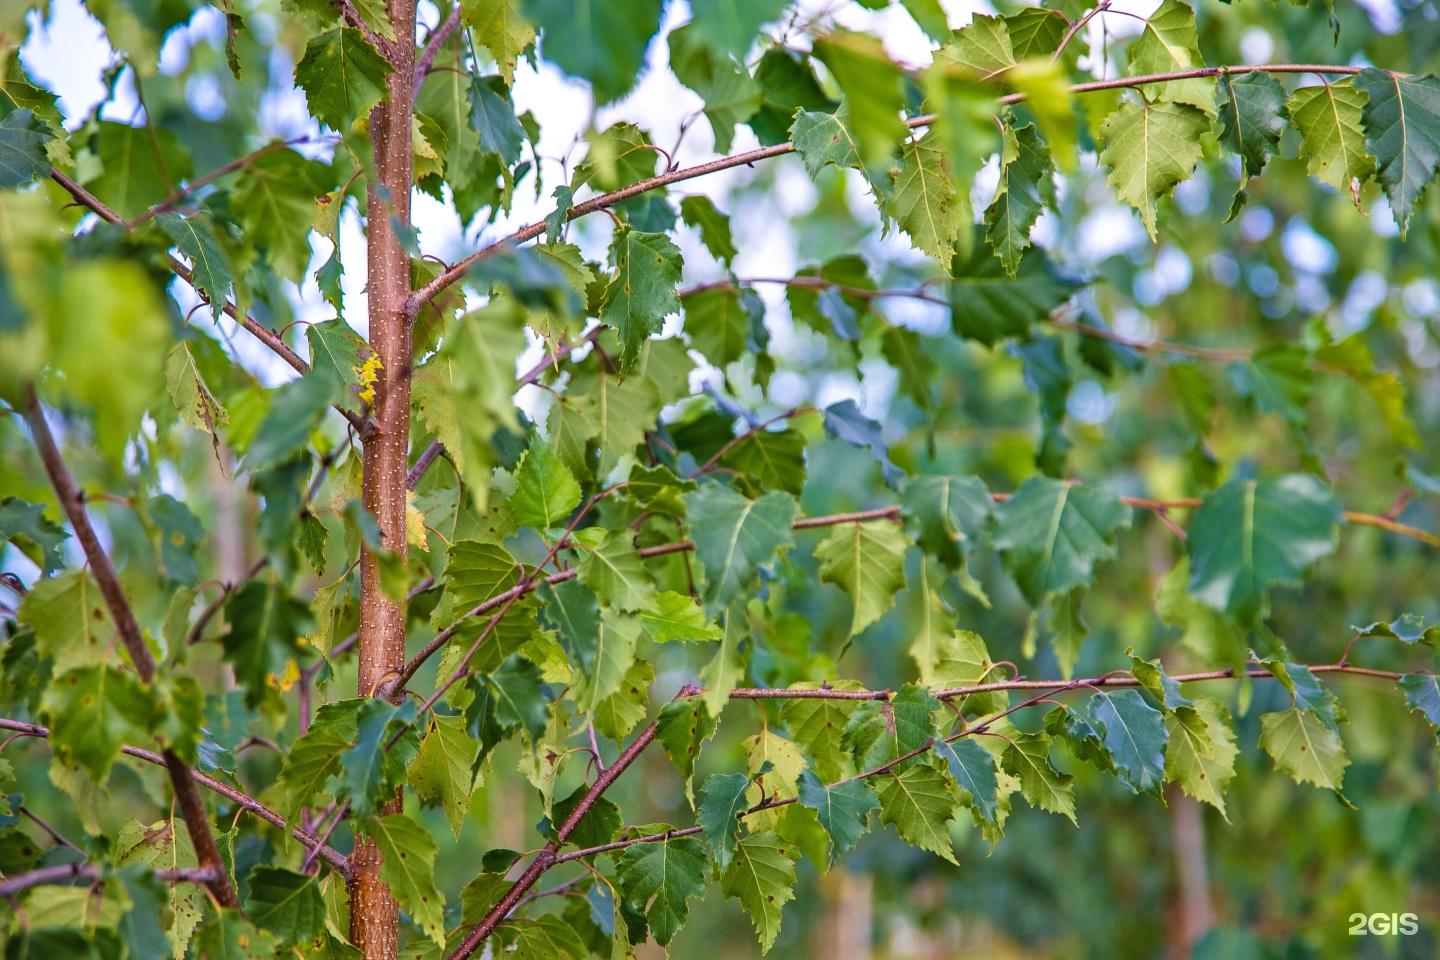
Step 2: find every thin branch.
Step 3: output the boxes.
[414,4,462,98]
[330,0,386,50]
[127,137,315,228]
[0,716,351,876]
[18,805,86,856]
[447,686,699,960]
[0,862,219,900]
[394,488,1436,691]
[21,390,240,909]
[46,168,375,439]
[553,659,1408,866]
[187,558,269,646]
[410,63,1379,313]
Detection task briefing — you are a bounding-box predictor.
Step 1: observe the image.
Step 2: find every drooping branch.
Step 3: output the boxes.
[446,685,699,960]
[0,716,351,875]
[414,4,462,98]
[549,659,1407,867]
[390,493,1438,692]
[446,657,1404,957]
[410,63,1380,313]
[46,169,374,438]
[0,862,220,900]
[21,390,241,909]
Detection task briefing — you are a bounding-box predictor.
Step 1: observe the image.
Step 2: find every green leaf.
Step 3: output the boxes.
[938,13,1012,75]
[593,657,653,742]
[232,150,331,282]
[884,130,969,267]
[0,109,50,187]
[599,227,683,376]
[494,916,589,959]
[469,74,525,164]
[797,770,877,864]
[1001,731,1076,824]
[683,286,764,370]
[1353,69,1440,235]
[949,234,1077,344]
[655,695,719,806]
[156,213,233,314]
[721,427,807,498]
[523,0,662,104]
[275,702,358,827]
[194,909,278,960]
[1229,343,1313,429]
[781,684,862,783]
[573,122,658,193]
[510,436,582,531]
[1087,689,1167,796]
[668,24,762,154]
[685,485,798,616]
[841,684,940,773]
[902,474,992,571]
[815,520,910,637]
[874,764,960,864]
[339,698,419,822]
[1217,70,1288,181]
[579,533,657,613]
[789,105,865,179]
[1165,697,1238,819]
[165,344,228,438]
[932,737,999,827]
[994,477,1132,606]
[679,195,737,265]
[370,813,445,945]
[20,570,113,673]
[245,867,326,944]
[464,0,535,86]
[304,318,380,414]
[221,579,311,708]
[0,497,67,576]
[1186,474,1341,625]
[698,771,751,868]
[572,608,643,715]
[1126,0,1215,113]
[1259,707,1349,792]
[642,591,723,642]
[294,27,394,131]
[615,828,710,946]
[1399,673,1440,739]
[438,541,520,627]
[407,714,479,838]
[699,605,749,715]
[688,0,786,57]
[42,666,154,784]
[811,31,907,167]
[720,830,799,953]
[1007,8,1069,60]
[984,122,1055,278]
[88,121,193,220]
[1097,99,1210,240]
[487,653,551,742]
[1289,78,1373,205]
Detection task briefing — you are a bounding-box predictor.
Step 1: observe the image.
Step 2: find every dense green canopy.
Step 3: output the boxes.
[1,0,1439,957]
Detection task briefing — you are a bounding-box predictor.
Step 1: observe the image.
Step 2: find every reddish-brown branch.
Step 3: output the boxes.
[46,168,374,438]
[0,716,350,874]
[21,390,240,909]
[410,64,1377,312]
[414,4,462,98]
[0,862,219,900]
[446,686,698,960]
[552,660,1407,866]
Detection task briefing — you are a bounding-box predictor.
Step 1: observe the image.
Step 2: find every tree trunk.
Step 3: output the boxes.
[349,4,416,957]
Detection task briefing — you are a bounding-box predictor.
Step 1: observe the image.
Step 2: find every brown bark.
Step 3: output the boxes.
[348,4,416,957]
[22,389,239,910]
